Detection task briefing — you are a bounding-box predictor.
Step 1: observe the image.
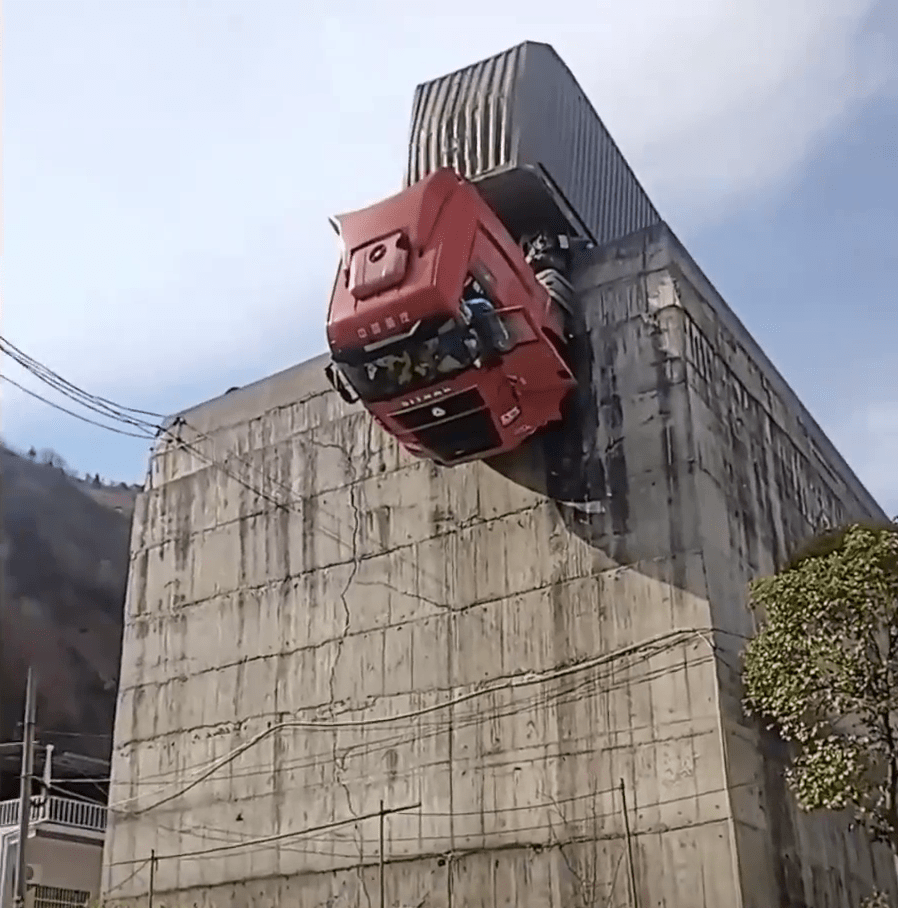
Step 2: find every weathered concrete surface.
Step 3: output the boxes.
[101,224,897,907]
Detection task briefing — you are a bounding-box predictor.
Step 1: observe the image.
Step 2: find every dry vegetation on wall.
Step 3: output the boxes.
[0,445,138,782]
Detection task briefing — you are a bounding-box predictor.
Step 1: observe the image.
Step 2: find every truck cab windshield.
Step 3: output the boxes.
[336,317,478,403]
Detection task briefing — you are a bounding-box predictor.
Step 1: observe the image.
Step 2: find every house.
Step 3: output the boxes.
[0,794,107,908]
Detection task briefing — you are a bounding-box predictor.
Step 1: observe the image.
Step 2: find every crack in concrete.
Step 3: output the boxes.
[151,423,377,534]
[326,421,375,908]
[169,388,333,444]
[120,702,716,761]
[117,655,718,751]
[327,425,368,718]
[158,410,379,487]
[115,818,726,905]
[336,776,371,908]
[120,553,711,700]
[357,578,452,611]
[131,495,545,563]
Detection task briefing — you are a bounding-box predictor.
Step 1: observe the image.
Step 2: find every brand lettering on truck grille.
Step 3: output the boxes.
[399,387,453,408]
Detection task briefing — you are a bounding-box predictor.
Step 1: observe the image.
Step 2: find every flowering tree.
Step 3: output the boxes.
[742,522,898,903]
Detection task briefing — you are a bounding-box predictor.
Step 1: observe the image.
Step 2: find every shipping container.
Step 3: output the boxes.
[405,41,661,246]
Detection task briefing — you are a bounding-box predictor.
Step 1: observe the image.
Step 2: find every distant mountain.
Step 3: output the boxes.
[0,446,137,794]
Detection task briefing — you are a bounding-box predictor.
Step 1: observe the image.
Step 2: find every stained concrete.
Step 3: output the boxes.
[101,224,897,907]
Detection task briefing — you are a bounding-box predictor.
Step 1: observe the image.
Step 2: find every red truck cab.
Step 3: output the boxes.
[325,168,575,465]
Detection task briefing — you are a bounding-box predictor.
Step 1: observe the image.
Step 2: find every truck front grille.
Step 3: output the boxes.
[391,387,485,431]
[413,409,502,462]
[389,387,502,461]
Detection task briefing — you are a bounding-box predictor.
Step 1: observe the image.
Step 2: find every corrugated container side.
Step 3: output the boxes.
[405,42,661,246]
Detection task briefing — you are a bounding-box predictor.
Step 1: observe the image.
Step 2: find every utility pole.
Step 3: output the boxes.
[14,668,36,908]
[379,800,386,908]
[619,778,639,908]
[0,498,7,798]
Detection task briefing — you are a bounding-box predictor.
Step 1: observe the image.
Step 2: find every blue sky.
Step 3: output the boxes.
[3,1,896,514]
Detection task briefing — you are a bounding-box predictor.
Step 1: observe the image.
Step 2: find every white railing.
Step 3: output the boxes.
[0,799,18,828]
[0,796,106,833]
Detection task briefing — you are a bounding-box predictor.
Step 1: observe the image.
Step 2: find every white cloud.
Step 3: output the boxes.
[2,0,893,411]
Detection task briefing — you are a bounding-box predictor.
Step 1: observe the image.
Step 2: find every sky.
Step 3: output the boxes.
[2,0,896,514]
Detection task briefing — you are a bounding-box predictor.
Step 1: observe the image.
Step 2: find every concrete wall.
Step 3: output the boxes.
[101,225,896,907]
[662,232,896,907]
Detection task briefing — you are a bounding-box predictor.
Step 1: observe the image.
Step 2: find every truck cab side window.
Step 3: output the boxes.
[461,275,513,358]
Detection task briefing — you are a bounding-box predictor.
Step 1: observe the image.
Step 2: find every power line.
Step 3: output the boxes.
[0,338,741,857]
[0,344,297,515]
[0,346,734,841]
[58,650,715,792]
[0,375,156,439]
[155,818,363,860]
[107,801,420,866]
[108,629,715,816]
[0,335,464,647]
[0,334,454,597]
[76,658,704,787]
[0,336,453,601]
[34,728,112,739]
[0,336,164,419]
[101,633,716,792]
[104,779,755,874]
[105,632,705,806]
[101,857,152,897]
[0,345,161,436]
[36,652,718,796]
[37,779,106,807]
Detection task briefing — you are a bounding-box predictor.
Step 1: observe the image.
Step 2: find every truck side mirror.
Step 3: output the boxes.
[324,362,359,404]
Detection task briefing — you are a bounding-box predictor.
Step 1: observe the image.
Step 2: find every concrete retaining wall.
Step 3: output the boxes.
[101,225,896,907]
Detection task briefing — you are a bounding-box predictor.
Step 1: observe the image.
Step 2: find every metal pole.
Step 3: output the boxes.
[379,800,385,908]
[40,744,53,807]
[14,668,36,908]
[619,778,639,908]
[41,744,53,791]
[0,461,7,800]
[148,849,156,908]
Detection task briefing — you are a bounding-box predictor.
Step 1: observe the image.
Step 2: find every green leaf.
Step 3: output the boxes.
[742,523,898,854]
